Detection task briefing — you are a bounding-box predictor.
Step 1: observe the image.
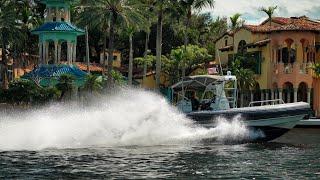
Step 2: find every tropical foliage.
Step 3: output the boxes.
[56,74,75,101]
[0,79,58,105]
[260,6,278,26]
[162,45,212,84]
[231,57,256,107]
[313,63,320,78]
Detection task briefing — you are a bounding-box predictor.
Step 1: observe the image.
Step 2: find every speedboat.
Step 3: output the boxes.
[170,73,311,142]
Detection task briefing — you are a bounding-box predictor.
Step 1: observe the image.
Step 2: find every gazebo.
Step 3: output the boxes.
[31,0,85,65]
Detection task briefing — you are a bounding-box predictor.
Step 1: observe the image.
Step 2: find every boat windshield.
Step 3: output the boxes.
[171,75,237,113]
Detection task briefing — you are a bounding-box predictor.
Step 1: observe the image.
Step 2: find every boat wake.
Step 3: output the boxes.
[0,88,263,151]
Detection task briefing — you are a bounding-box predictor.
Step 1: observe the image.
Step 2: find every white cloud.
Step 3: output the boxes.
[201,0,320,25]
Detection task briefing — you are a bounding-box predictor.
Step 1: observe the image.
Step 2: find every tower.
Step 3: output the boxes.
[31,0,84,65]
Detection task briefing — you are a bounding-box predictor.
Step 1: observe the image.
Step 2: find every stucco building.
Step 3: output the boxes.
[215,16,320,112]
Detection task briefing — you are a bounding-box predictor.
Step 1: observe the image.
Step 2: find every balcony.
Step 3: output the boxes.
[273,62,314,87]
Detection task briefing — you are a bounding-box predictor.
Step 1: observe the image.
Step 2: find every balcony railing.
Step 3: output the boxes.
[273,62,313,75]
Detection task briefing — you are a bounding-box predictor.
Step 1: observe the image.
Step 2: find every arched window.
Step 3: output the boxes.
[238,40,247,54]
[281,47,296,63]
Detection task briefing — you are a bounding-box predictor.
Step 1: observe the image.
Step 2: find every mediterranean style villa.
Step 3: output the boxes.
[215,16,320,114]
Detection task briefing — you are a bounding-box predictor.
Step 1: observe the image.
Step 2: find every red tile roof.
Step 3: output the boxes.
[76,62,103,72]
[244,16,320,33]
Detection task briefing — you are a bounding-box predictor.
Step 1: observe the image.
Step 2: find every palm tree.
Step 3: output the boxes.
[260,6,277,84]
[56,74,75,101]
[79,0,145,87]
[178,0,214,78]
[126,26,135,85]
[154,0,174,89]
[77,1,111,75]
[139,0,154,83]
[229,13,242,62]
[260,6,277,27]
[83,74,103,94]
[134,54,155,85]
[0,0,18,89]
[231,58,256,107]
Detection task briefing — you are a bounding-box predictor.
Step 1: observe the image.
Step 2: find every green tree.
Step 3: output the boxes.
[4,79,58,105]
[83,74,103,94]
[260,6,277,27]
[56,74,75,101]
[154,0,176,89]
[76,1,110,74]
[126,26,136,86]
[79,0,145,87]
[231,58,256,107]
[313,63,320,78]
[178,0,214,78]
[229,13,242,62]
[0,0,19,89]
[162,45,212,84]
[134,54,155,85]
[139,0,155,84]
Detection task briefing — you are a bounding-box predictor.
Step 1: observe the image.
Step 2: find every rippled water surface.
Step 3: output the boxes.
[0,89,319,179]
[1,137,320,179]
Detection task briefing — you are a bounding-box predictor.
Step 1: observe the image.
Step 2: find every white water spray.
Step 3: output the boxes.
[0,88,260,151]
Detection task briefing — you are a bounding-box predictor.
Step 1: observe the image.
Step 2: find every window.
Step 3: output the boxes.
[238,40,247,54]
[281,48,296,63]
[225,39,228,46]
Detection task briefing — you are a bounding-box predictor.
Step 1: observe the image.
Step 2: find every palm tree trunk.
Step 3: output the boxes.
[240,90,244,107]
[85,26,90,73]
[102,31,107,75]
[182,8,191,79]
[143,31,150,85]
[107,13,117,87]
[155,7,163,90]
[1,32,9,89]
[128,33,133,85]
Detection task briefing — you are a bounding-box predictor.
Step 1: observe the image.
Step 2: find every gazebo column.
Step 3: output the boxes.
[67,41,72,64]
[46,42,49,64]
[39,42,43,65]
[47,8,52,22]
[54,40,58,64]
[66,7,70,22]
[58,42,61,64]
[73,42,77,63]
[42,42,46,64]
[56,7,61,22]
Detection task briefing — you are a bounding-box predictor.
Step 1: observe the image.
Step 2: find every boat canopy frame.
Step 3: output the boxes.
[171,75,238,109]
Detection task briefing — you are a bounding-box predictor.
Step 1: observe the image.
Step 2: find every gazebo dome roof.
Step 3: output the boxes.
[31,22,85,35]
[22,64,87,87]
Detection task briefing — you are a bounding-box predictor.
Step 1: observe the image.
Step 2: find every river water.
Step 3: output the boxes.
[0,89,319,179]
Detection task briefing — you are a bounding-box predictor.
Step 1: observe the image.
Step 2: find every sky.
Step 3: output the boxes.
[202,0,320,25]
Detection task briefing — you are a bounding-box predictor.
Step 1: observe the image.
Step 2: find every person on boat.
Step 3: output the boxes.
[190,91,200,111]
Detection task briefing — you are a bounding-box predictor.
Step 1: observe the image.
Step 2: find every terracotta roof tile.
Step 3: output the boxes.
[76,62,103,72]
[243,16,320,33]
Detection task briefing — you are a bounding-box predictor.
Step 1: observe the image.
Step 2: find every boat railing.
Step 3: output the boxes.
[248,99,285,107]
